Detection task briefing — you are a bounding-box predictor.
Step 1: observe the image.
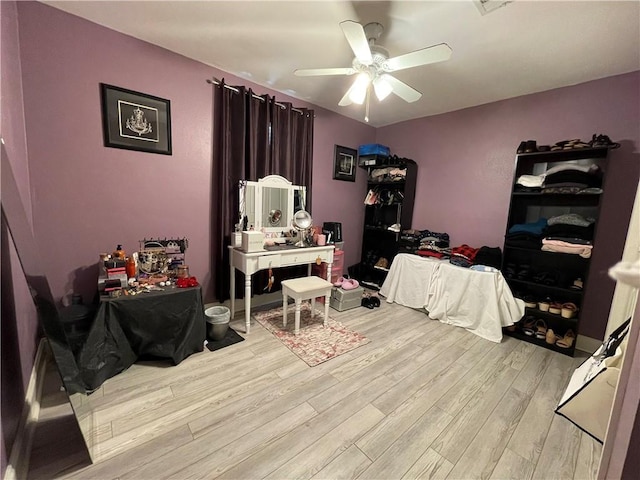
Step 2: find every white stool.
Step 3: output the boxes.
[281,276,333,335]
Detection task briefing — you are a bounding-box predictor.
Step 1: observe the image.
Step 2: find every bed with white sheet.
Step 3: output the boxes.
[379,253,524,342]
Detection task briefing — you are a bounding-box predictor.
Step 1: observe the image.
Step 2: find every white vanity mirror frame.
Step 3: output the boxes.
[239,175,306,234]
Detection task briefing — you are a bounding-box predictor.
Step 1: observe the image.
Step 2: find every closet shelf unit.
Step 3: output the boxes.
[501,146,610,356]
[358,156,417,290]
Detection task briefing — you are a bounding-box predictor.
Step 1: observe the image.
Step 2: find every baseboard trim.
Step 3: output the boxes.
[3,338,49,480]
[576,334,602,355]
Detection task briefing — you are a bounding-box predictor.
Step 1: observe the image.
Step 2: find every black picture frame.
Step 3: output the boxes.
[100,83,172,155]
[333,145,357,182]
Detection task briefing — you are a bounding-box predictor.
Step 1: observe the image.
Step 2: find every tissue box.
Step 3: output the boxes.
[241,231,265,252]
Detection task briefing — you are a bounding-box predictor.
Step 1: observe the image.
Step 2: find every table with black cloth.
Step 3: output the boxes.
[77,286,206,391]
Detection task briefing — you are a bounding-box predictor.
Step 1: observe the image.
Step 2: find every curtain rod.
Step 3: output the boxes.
[207,77,311,116]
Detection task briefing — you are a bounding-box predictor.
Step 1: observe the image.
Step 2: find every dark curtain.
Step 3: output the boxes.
[211,80,314,302]
[271,101,314,212]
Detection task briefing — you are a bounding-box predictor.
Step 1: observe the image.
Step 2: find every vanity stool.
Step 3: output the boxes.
[281,276,333,335]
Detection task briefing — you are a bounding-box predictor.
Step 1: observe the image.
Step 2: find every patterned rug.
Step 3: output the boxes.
[253,304,370,367]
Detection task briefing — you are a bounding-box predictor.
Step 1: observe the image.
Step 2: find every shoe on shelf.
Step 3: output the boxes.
[546,328,560,345]
[524,140,537,153]
[570,277,584,290]
[549,302,562,315]
[504,263,517,279]
[523,295,537,309]
[556,330,576,348]
[522,316,536,336]
[374,257,389,269]
[534,319,548,340]
[561,302,579,319]
[538,298,551,312]
[591,134,620,149]
[387,223,401,233]
[516,264,531,280]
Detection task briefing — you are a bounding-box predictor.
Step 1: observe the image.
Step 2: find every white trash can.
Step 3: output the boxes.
[205,306,230,341]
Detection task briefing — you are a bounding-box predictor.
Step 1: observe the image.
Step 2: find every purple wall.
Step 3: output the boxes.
[377,71,640,339]
[16,1,375,306]
[0,1,41,476]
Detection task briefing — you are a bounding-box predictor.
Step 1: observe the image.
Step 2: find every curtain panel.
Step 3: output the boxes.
[211,79,314,301]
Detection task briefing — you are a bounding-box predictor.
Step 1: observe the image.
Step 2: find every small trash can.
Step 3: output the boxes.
[205,306,230,341]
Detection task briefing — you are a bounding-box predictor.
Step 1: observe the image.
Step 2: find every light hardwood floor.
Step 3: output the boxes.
[27,301,602,479]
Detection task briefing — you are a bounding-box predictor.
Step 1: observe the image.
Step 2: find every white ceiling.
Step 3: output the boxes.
[43,1,640,127]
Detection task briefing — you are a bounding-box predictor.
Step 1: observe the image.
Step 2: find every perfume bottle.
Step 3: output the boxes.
[125,256,136,279]
[113,244,126,260]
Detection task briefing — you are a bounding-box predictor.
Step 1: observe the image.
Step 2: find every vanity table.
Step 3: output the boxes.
[232,174,332,333]
[229,245,334,333]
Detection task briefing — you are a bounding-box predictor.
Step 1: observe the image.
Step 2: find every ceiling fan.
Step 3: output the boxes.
[294,21,452,121]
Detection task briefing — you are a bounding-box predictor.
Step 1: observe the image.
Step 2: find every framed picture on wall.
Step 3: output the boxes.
[333,145,357,182]
[100,83,172,155]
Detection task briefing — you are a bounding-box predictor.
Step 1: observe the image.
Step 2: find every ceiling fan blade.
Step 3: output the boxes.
[294,67,356,77]
[385,75,422,103]
[340,20,373,65]
[385,43,452,72]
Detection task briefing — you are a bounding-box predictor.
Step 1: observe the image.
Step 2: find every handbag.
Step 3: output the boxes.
[555,318,631,442]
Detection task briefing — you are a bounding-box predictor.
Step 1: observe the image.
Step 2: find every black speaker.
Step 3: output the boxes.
[322,222,342,243]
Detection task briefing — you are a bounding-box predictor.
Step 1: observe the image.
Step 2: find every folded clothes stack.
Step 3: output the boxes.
[541,238,593,258]
[515,174,544,193]
[543,163,602,194]
[449,244,479,268]
[474,246,502,269]
[416,245,450,259]
[416,229,451,259]
[368,167,406,183]
[515,163,603,194]
[416,230,451,259]
[418,229,450,247]
[541,213,595,257]
[505,218,547,248]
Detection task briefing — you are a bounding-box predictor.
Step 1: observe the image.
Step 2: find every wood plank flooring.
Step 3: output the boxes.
[26,301,602,479]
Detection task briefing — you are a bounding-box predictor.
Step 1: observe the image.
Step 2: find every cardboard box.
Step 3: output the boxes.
[241,231,265,252]
[330,286,364,311]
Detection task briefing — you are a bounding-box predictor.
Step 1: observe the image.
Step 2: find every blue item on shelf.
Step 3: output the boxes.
[358,144,390,157]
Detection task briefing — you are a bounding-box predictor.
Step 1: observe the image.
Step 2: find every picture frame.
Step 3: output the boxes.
[100,83,172,155]
[333,145,357,182]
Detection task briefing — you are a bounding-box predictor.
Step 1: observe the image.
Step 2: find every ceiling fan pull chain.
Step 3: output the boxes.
[364,87,371,123]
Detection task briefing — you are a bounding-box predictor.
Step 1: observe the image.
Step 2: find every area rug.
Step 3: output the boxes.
[253,304,370,366]
[206,327,245,352]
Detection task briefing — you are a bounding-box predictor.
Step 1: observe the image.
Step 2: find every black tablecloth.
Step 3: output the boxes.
[77,286,206,391]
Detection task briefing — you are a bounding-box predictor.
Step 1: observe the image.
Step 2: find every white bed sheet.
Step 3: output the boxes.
[379,253,524,343]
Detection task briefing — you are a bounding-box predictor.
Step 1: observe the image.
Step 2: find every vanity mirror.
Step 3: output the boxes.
[238,175,306,234]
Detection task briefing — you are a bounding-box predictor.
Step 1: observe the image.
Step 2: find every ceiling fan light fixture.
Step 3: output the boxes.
[348,72,371,105]
[373,75,393,101]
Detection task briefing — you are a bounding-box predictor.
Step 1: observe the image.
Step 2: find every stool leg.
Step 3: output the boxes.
[324,291,330,328]
[283,293,288,328]
[294,299,302,335]
[311,297,316,318]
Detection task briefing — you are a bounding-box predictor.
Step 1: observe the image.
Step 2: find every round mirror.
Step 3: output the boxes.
[268,209,282,226]
[292,210,312,230]
[292,210,312,247]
